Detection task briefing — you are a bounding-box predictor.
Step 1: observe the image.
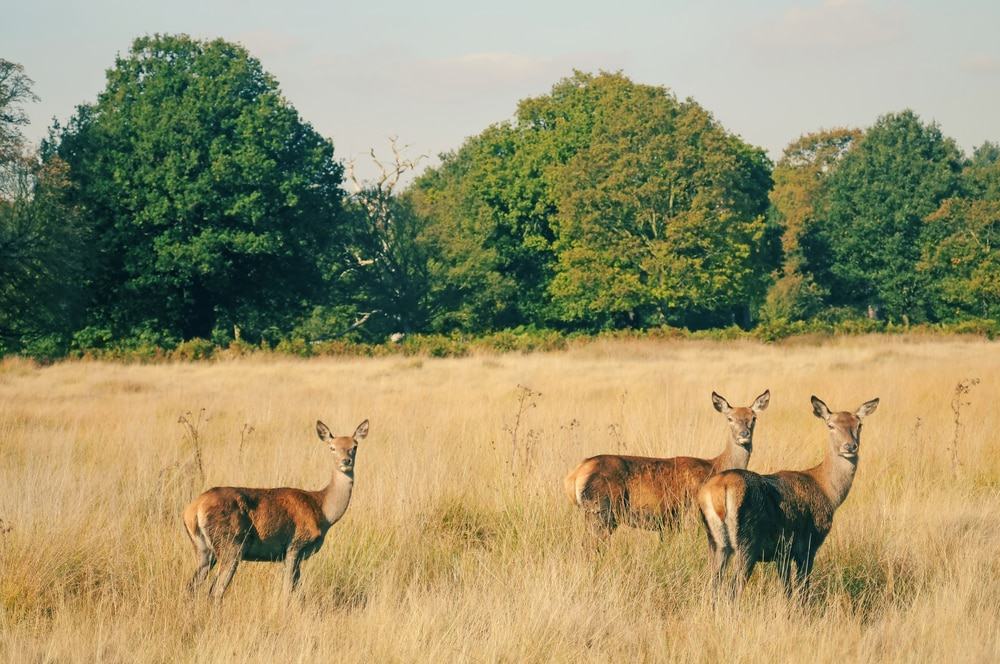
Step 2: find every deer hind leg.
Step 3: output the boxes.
[709,543,733,594]
[699,500,733,597]
[188,546,215,593]
[207,522,249,601]
[186,517,216,593]
[581,496,618,541]
[283,548,304,597]
[209,549,241,600]
[728,550,758,599]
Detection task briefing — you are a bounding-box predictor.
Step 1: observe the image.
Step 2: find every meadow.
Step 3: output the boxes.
[1,336,998,663]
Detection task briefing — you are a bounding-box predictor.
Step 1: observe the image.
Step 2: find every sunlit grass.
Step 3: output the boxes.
[0,336,998,662]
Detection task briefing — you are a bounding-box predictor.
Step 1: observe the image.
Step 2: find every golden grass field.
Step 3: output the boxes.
[1,336,999,663]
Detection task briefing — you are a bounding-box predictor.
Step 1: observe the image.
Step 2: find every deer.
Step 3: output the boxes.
[182,419,370,600]
[563,390,770,539]
[698,396,879,600]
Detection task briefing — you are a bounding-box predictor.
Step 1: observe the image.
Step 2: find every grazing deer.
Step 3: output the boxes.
[182,419,370,599]
[564,390,770,538]
[698,396,879,599]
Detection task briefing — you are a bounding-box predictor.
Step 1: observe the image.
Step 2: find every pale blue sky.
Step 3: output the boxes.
[4,0,999,180]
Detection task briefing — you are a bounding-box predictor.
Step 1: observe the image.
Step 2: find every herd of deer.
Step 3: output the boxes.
[183,391,879,602]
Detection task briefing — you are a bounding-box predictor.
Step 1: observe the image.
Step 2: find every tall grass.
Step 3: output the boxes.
[1,337,998,662]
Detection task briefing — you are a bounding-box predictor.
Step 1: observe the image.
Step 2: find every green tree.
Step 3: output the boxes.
[412,72,773,332]
[0,60,86,356]
[51,34,348,344]
[918,142,1000,321]
[0,156,87,355]
[804,110,963,321]
[546,74,773,328]
[410,123,550,331]
[762,128,860,322]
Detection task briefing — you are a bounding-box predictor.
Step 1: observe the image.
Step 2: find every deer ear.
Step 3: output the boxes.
[712,392,732,414]
[856,398,879,419]
[316,420,332,441]
[752,389,770,413]
[811,396,831,420]
[353,419,369,441]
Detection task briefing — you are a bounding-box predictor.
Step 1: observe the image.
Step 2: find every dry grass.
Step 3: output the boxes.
[1,336,999,663]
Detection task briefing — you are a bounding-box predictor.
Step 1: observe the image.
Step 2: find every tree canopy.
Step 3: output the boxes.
[411,72,774,331]
[50,34,349,345]
[4,42,1000,358]
[802,111,964,321]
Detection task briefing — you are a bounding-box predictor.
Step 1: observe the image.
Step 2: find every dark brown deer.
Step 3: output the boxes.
[564,390,769,538]
[182,419,369,599]
[698,396,879,598]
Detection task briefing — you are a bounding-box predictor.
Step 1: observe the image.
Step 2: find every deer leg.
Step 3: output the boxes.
[730,551,757,599]
[283,548,304,597]
[209,548,242,600]
[777,558,794,598]
[583,501,617,541]
[710,544,733,595]
[188,547,215,594]
[777,541,795,599]
[794,550,816,602]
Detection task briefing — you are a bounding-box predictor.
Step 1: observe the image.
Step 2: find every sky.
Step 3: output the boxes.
[3,0,999,181]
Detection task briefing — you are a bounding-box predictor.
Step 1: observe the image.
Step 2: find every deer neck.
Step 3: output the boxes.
[713,435,751,473]
[810,449,857,510]
[319,468,355,526]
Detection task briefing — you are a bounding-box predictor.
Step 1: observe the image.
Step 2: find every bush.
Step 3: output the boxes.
[760,271,827,323]
[171,338,215,361]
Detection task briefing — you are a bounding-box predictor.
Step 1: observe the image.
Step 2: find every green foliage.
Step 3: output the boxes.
[5,46,1000,359]
[412,72,774,332]
[803,111,964,321]
[409,122,550,331]
[0,157,87,356]
[918,145,1000,321]
[49,34,349,343]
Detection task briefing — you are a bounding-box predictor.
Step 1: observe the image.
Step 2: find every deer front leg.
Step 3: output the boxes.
[794,549,816,602]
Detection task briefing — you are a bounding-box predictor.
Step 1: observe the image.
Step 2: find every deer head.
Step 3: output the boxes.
[712,389,770,449]
[316,419,370,474]
[811,396,879,462]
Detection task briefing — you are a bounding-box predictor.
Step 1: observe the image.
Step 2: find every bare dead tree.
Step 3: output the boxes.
[340,137,433,335]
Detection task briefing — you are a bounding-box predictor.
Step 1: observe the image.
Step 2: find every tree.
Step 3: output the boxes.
[51,34,349,344]
[918,143,1000,321]
[411,72,774,332]
[326,138,434,337]
[0,59,38,169]
[546,73,773,328]
[762,128,860,322]
[0,155,87,355]
[804,110,963,321]
[409,123,551,331]
[0,61,86,355]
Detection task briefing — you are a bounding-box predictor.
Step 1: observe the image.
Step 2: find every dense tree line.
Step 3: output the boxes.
[1,36,998,357]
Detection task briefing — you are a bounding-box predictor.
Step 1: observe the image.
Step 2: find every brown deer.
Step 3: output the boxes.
[698,396,879,599]
[564,390,770,538]
[182,419,369,599]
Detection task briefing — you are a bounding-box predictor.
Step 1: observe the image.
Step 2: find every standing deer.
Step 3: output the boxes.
[698,396,879,599]
[563,390,770,538]
[182,419,370,599]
